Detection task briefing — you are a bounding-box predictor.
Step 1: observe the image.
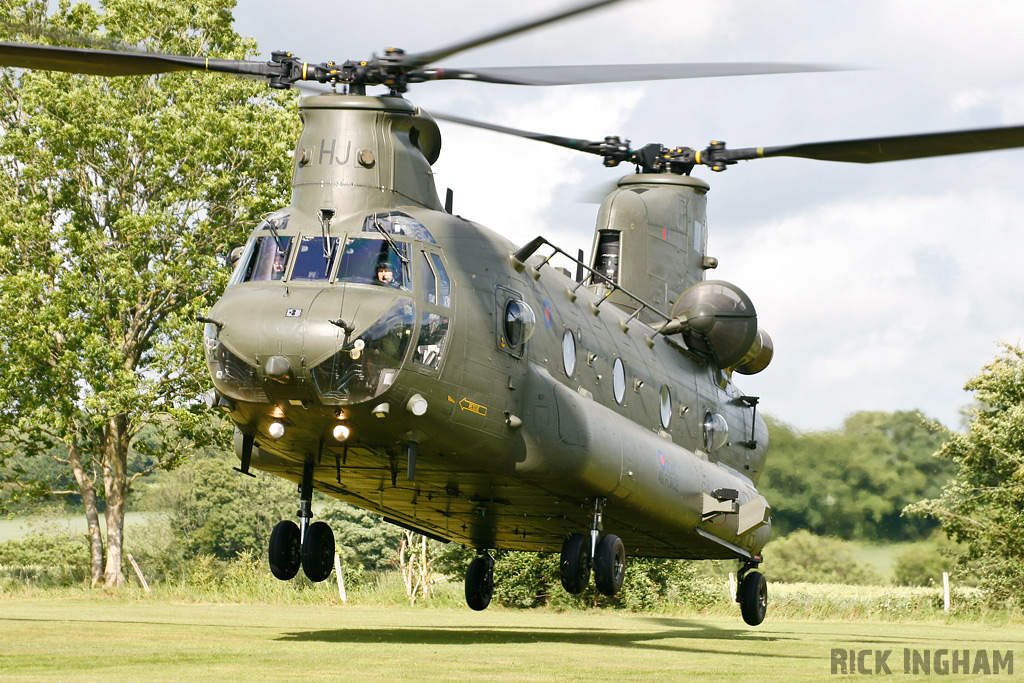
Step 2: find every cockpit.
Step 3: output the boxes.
[206,210,453,407]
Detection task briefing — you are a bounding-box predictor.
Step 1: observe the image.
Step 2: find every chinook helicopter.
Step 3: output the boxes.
[6,0,1024,627]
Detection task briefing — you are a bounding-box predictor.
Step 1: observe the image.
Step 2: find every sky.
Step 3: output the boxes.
[232,0,1024,432]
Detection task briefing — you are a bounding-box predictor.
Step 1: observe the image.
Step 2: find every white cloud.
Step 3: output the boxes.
[232,0,1024,430]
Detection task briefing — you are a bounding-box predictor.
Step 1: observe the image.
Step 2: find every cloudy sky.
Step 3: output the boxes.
[234,0,1024,432]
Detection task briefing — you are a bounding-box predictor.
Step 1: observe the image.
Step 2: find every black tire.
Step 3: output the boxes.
[269,520,301,581]
[559,533,591,594]
[739,571,768,626]
[465,556,494,611]
[593,534,626,596]
[302,521,335,583]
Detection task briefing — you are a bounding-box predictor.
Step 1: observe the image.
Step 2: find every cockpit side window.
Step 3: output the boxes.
[337,237,411,291]
[291,236,340,281]
[429,253,451,307]
[419,251,437,304]
[241,235,292,282]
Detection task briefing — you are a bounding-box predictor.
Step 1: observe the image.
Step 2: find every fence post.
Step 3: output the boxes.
[728,572,737,601]
[127,553,150,594]
[942,572,950,612]
[335,552,347,603]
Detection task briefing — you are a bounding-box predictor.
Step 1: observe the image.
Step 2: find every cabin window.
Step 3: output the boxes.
[660,385,672,428]
[291,236,340,281]
[240,235,292,283]
[613,358,626,404]
[429,253,451,307]
[562,330,577,378]
[337,237,411,291]
[414,312,449,369]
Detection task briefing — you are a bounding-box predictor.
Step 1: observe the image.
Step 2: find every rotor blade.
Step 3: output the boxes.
[752,125,1024,164]
[0,42,272,78]
[431,111,607,155]
[413,61,847,86]
[403,0,631,68]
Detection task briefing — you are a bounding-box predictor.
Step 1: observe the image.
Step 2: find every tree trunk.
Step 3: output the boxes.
[67,439,104,587]
[102,413,129,587]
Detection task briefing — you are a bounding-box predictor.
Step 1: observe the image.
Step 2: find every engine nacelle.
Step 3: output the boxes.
[662,281,773,374]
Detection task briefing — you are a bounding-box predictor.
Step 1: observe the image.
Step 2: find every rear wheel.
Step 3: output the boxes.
[593,534,626,596]
[739,571,768,626]
[465,555,494,611]
[559,533,591,594]
[269,520,301,581]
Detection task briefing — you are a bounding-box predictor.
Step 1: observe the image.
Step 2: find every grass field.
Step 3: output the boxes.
[1,597,1020,681]
[0,511,158,543]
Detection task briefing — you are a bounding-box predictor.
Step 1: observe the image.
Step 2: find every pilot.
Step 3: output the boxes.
[376,261,397,286]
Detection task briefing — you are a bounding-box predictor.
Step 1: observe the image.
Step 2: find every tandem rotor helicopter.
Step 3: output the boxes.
[5,0,1024,627]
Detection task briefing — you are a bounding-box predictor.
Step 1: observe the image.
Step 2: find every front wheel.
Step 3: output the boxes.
[739,571,768,626]
[269,520,301,581]
[302,521,335,583]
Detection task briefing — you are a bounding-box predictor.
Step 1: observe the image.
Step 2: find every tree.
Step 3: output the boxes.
[907,343,1024,607]
[0,0,295,586]
[759,411,952,540]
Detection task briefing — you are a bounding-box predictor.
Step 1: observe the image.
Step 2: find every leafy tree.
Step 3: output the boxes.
[907,343,1024,607]
[760,411,951,541]
[318,504,403,572]
[0,0,295,586]
[140,450,296,562]
[761,530,881,584]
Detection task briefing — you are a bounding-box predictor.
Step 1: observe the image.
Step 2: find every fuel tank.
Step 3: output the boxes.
[517,364,770,557]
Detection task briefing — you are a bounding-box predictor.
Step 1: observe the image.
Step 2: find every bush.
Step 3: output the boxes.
[893,543,957,587]
[762,530,882,584]
[0,532,91,586]
[480,550,720,611]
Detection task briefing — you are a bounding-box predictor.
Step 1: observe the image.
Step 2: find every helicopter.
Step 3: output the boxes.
[5,0,1024,627]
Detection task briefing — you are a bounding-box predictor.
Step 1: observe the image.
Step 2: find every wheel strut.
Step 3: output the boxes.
[589,497,605,558]
[298,460,314,543]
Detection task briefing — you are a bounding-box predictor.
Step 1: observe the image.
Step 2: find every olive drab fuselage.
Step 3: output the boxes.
[204,93,772,560]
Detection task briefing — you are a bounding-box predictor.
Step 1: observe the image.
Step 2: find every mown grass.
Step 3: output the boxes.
[1,595,1021,682]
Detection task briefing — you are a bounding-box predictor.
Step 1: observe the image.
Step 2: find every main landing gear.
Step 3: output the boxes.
[554,497,626,598]
[462,500,628,611]
[561,497,626,597]
[737,560,768,626]
[269,461,335,583]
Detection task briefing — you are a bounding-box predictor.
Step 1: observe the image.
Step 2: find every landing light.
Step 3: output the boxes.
[333,424,351,441]
[268,422,286,439]
[406,394,428,416]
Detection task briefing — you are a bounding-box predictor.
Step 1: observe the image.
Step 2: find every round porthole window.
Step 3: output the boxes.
[659,385,672,428]
[562,329,576,377]
[613,358,626,404]
[703,411,730,451]
[503,299,536,347]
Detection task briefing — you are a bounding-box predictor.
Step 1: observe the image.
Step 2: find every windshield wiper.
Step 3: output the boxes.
[374,219,410,263]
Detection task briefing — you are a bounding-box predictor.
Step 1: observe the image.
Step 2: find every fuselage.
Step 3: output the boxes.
[203,92,771,560]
